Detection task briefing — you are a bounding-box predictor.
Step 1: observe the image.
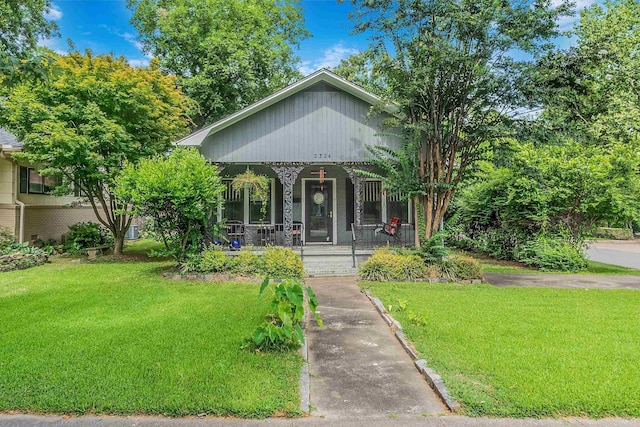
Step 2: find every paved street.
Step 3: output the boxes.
[586,240,640,269]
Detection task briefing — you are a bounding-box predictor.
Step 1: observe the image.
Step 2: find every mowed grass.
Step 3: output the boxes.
[364,281,640,418]
[0,256,302,417]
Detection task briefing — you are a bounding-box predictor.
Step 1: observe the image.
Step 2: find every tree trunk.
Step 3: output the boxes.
[413,195,421,248]
[113,233,125,256]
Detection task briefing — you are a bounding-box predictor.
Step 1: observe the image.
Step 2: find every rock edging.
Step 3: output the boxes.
[0,253,48,272]
[363,288,461,413]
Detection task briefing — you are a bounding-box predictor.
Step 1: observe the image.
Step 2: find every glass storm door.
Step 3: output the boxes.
[305,180,333,243]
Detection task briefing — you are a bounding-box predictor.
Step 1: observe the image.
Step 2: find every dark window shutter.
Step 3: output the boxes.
[19,167,27,194]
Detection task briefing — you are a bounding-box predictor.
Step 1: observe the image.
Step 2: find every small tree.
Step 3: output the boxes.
[0,51,193,255]
[116,148,224,259]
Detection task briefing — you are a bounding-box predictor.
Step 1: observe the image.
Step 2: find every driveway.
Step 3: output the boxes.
[586,239,640,269]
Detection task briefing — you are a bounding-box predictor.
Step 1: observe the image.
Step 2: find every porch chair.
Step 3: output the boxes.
[376,217,401,238]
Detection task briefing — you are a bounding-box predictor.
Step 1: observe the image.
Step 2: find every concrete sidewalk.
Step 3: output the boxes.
[305,276,445,420]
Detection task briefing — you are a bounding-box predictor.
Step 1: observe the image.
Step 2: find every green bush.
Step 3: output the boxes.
[199,247,228,272]
[177,247,304,279]
[515,236,587,272]
[262,247,304,279]
[593,227,633,240]
[231,251,260,276]
[64,222,113,254]
[448,254,483,280]
[359,249,427,281]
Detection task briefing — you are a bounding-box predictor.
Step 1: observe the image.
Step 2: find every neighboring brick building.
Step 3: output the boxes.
[0,128,101,243]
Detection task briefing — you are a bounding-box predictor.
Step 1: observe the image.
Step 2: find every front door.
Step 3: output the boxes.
[305,180,333,243]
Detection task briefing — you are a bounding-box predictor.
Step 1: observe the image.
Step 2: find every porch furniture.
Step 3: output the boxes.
[376,217,401,238]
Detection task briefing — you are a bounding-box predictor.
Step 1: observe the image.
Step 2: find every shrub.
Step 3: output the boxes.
[0,252,48,272]
[231,251,260,276]
[593,227,633,240]
[262,247,304,279]
[64,222,113,254]
[448,254,483,280]
[359,249,427,281]
[515,236,587,272]
[245,278,322,352]
[199,247,228,273]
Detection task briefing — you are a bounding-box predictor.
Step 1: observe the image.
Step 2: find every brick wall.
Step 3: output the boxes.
[23,205,102,242]
[0,205,18,235]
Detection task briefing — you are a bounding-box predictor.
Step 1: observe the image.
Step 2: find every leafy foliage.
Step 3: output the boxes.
[177,246,304,280]
[359,248,427,282]
[1,51,193,255]
[64,222,113,255]
[127,0,308,126]
[342,0,571,242]
[0,1,58,59]
[116,148,223,260]
[514,236,587,272]
[232,170,271,221]
[245,277,322,352]
[527,0,640,146]
[451,140,640,268]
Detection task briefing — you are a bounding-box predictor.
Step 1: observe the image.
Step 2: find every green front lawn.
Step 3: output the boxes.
[0,254,302,417]
[364,281,640,418]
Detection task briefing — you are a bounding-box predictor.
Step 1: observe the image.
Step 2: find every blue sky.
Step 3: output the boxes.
[41,0,595,74]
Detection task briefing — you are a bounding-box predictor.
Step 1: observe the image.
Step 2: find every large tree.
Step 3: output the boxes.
[0,52,193,255]
[0,0,57,58]
[127,0,308,126]
[0,0,59,85]
[343,0,571,243]
[528,0,640,146]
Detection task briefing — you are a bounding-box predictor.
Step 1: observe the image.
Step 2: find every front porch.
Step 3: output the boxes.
[216,163,416,249]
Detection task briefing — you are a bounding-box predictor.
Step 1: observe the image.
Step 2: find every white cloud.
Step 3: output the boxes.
[555,0,597,32]
[128,58,150,68]
[38,37,66,55]
[100,25,154,59]
[44,5,63,21]
[298,42,359,76]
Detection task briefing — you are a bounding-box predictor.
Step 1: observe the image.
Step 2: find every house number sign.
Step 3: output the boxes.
[313,153,331,159]
[312,192,325,205]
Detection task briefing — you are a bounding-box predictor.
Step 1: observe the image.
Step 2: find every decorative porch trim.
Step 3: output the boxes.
[269,163,307,247]
[342,163,370,245]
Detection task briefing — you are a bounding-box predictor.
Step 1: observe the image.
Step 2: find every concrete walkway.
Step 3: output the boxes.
[305,276,445,420]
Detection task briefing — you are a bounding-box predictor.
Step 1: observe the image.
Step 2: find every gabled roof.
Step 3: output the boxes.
[175,69,392,147]
[0,128,23,152]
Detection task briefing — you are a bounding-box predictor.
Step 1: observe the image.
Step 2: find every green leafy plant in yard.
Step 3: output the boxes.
[199,246,228,272]
[262,247,304,279]
[64,222,113,255]
[447,254,483,280]
[246,277,322,351]
[515,235,587,272]
[359,248,427,281]
[229,251,261,276]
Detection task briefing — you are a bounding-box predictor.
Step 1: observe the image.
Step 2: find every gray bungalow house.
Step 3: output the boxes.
[176,69,413,247]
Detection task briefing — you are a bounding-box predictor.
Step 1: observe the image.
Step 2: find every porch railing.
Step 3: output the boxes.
[222,222,304,255]
[351,222,416,267]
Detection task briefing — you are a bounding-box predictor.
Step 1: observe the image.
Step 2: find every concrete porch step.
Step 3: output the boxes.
[305,267,359,277]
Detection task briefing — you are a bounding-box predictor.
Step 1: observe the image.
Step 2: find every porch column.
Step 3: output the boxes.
[271,164,305,247]
[343,164,367,245]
